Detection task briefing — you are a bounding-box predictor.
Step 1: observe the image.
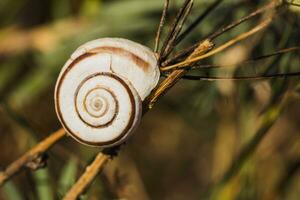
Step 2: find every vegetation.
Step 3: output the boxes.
[0,0,300,199]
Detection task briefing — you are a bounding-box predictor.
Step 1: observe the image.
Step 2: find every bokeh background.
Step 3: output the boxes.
[0,0,300,199]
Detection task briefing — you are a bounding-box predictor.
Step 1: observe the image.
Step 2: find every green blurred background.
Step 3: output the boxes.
[0,0,300,199]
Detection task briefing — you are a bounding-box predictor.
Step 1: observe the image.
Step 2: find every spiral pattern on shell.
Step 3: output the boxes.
[55,38,160,147]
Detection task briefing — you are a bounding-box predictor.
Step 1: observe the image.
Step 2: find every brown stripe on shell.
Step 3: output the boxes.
[89,46,150,72]
[55,57,137,146]
[55,52,96,143]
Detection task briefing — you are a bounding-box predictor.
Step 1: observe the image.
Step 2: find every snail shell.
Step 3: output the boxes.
[55,38,160,147]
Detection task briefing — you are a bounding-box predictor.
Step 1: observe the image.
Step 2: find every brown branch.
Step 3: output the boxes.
[0,128,65,186]
[63,153,110,200]
[147,39,214,109]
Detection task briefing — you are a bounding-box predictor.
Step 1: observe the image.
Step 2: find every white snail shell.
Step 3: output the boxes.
[55,38,160,147]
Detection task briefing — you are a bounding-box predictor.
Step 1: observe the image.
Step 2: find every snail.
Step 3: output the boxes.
[55,38,160,147]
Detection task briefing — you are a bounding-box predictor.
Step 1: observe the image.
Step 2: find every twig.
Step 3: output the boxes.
[175,0,224,44]
[154,0,170,53]
[249,45,300,61]
[63,153,109,200]
[147,39,214,110]
[181,71,300,81]
[161,17,273,71]
[0,128,65,186]
[159,0,194,61]
[158,0,194,61]
[184,45,300,70]
[208,0,278,40]
[162,0,280,67]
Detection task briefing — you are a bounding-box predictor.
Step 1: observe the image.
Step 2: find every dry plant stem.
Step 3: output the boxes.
[0,128,65,186]
[163,0,224,67]
[147,39,214,109]
[162,0,279,66]
[175,0,224,44]
[161,17,273,71]
[63,153,109,200]
[154,0,170,53]
[159,0,194,61]
[208,0,278,40]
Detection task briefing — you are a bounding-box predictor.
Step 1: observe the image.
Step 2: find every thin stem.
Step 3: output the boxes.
[208,0,278,40]
[161,17,273,71]
[163,0,279,67]
[0,129,66,186]
[161,0,194,60]
[244,45,300,62]
[154,0,170,53]
[62,153,109,200]
[147,39,214,110]
[175,0,224,44]
[169,45,300,71]
[159,0,194,60]
[182,71,300,81]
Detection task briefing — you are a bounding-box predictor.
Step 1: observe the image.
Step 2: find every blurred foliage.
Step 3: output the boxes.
[0,0,300,199]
